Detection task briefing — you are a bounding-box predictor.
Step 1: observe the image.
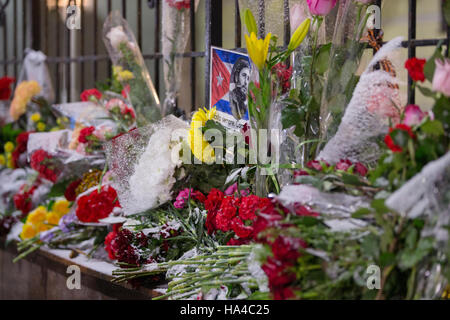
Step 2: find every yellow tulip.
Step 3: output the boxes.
[243,9,257,35]
[245,32,272,70]
[188,107,216,164]
[4,141,14,153]
[288,18,311,52]
[0,154,5,166]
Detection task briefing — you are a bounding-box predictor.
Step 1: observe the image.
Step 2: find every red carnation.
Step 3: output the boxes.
[30,149,59,183]
[105,230,119,260]
[166,0,190,10]
[230,216,253,238]
[271,235,307,262]
[76,186,121,223]
[336,159,352,171]
[78,126,95,143]
[293,204,319,217]
[239,195,260,220]
[64,179,82,201]
[80,88,102,102]
[272,63,293,94]
[11,131,32,168]
[0,77,15,100]
[384,123,415,153]
[405,57,426,82]
[306,159,329,171]
[354,162,368,176]
[122,107,136,119]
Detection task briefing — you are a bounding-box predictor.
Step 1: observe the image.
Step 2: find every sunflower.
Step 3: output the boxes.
[188,107,217,164]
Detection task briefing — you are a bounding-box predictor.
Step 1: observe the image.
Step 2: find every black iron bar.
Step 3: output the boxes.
[235,0,241,48]
[205,0,212,107]
[408,0,417,105]
[190,0,196,111]
[283,0,290,48]
[55,0,60,103]
[154,0,160,96]
[13,0,17,77]
[81,0,85,91]
[2,0,7,75]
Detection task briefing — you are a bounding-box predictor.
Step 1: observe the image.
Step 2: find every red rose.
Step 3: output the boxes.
[261,257,296,287]
[64,179,82,201]
[80,88,102,102]
[13,183,39,215]
[76,186,121,223]
[78,126,95,143]
[384,123,415,153]
[204,188,225,212]
[0,77,15,100]
[11,131,32,168]
[405,57,426,82]
[105,230,119,260]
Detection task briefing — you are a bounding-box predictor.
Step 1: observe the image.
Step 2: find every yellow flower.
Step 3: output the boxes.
[188,107,217,164]
[46,211,61,225]
[20,223,37,240]
[4,141,14,153]
[118,70,134,81]
[287,18,311,52]
[30,112,41,122]
[53,199,70,216]
[113,65,123,77]
[245,32,272,70]
[9,81,42,121]
[37,122,46,132]
[36,223,52,233]
[27,206,48,225]
[0,154,5,166]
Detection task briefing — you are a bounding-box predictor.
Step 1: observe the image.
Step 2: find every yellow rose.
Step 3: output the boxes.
[4,141,15,153]
[46,211,61,225]
[53,199,70,216]
[0,154,5,166]
[37,122,46,132]
[27,206,48,225]
[30,113,41,122]
[20,223,37,240]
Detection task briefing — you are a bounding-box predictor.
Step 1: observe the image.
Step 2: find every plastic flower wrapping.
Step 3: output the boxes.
[103,11,161,127]
[2,2,450,302]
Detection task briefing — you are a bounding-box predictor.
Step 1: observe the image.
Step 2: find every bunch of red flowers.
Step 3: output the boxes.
[64,179,82,202]
[204,189,279,245]
[0,76,15,100]
[13,180,41,215]
[166,0,190,10]
[80,88,102,102]
[11,131,32,168]
[30,149,59,183]
[76,186,121,223]
[105,226,148,265]
[272,63,293,94]
[301,159,368,176]
[78,126,96,144]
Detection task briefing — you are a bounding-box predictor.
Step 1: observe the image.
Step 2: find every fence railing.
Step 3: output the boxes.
[0,0,449,111]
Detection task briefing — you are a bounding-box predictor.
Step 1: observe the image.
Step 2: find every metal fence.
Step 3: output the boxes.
[0,0,449,111]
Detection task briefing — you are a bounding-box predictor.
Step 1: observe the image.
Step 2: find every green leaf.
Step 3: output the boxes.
[48,179,72,198]
[295,176,323,189]
[315,43,332,75]
[444,0,450,27]
[391,129,410,148]
[424,46,444,82]
[341,172,367,187]
[361,233,379,259]
[420,120,444,136]
[416,85,437,98]
[351,208,372,219]
[371,199,390,214]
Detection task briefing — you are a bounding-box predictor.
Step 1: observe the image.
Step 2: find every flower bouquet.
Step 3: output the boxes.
[103,11,161,126]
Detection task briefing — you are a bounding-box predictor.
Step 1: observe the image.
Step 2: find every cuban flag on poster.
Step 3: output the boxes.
[210,46,251,122]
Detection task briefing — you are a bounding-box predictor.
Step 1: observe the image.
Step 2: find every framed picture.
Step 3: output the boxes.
[210,46,251,128]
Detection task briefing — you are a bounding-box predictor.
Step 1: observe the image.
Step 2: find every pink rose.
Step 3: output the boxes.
[306,0,338,16]
[403,104,425,126]
[432,59,450,97]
